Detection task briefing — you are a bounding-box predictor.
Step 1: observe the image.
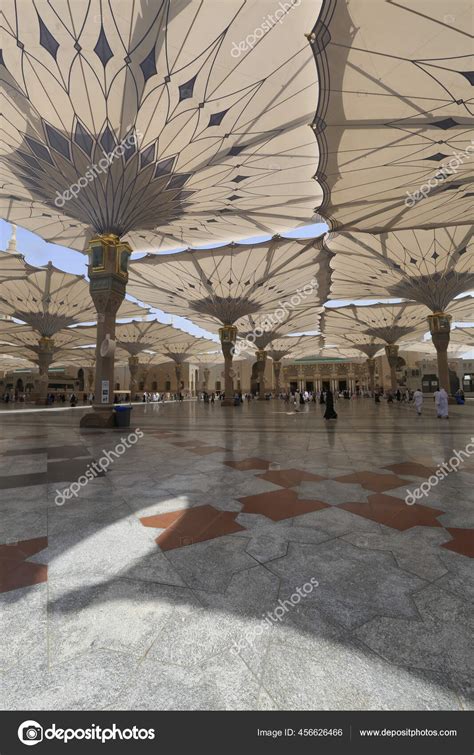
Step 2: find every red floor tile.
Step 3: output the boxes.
[384,462,439,477]
[0,537,48,593]
[189,446,228,455]
[441,528,474,558]
[339,494,444,531]
[257,468,325,488]
[223,458,271,471]
[140,505,245,551]
[238,489,329,522]
[335,471,411,492]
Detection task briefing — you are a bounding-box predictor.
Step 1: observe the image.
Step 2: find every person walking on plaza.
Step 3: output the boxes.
[434,387,449,418]
[413,388,423,416]
[324,388,338,420]
[294,390,301,411]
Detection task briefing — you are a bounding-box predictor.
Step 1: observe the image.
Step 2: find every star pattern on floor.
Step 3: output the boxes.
[140,505,245,551]
[0,537,48,593]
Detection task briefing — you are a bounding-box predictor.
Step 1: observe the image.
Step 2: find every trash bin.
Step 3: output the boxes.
[114,405,132,427]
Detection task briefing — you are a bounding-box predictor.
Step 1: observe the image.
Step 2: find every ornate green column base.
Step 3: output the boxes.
[80,234,131,428]
[428,312,452,395]
[219,325,238,406]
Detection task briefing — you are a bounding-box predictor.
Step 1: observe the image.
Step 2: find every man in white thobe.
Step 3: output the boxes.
[413,389,423,415]
[434,387,449,418]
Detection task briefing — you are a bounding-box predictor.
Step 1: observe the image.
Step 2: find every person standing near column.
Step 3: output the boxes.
[434,387,449,418]
[413,388,423,416]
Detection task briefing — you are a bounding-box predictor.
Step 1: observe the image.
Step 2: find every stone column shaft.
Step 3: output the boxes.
[175,363,183,393]
[80,234,131,428]
[273,361,282,393]
[366,358,376,393]
[128,355,139,398]
[385,344,399,391]
[428,313,452,392]
[219,325,237,405]
[36,337,55,404]
[256,349,267,399]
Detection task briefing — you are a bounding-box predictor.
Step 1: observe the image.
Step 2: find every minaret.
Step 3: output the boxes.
[7,224,16,253]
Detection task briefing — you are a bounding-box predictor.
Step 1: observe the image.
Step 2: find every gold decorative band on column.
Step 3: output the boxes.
[38,336,55,352]
[218,325,238,345]
[427,312,452,335]
[88,234,131,279]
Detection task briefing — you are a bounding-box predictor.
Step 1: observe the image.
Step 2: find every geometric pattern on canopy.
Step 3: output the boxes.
[443,327,474,350]
[0,321,94,360]
[326,227,474,311]
[321,303,433,346]
[0,257,148,336]
[266,335,324,362]
[322,332,385,359]
[0,0,323,251]
[310,0,474,231]
[71,320,194,358]
[237,305,322,352]
[118,322,215,360]
[127,236,331,332]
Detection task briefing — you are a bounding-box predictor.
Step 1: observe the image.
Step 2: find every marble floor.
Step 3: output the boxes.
[1,398,473,711]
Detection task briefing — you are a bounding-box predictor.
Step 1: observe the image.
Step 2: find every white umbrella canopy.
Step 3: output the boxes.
[71,320,215,361]
[326,227,474,312]
[266,334,324,361]
[236,304,323,351]
[321,302,432,346]
[0,352,37,371]
[0,259,148,335]
[128,235,331,332]
[0,320,94,351]
[442,327,474,351]
[0,0,323,250]
[396,338,467,356]
[310,0,473,231]
[322,333,385,360]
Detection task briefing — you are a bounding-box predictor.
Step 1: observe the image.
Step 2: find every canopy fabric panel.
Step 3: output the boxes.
[326,227,474,311]
[0,0,323,250]
[311,0,474,231]
[128,236,331,332]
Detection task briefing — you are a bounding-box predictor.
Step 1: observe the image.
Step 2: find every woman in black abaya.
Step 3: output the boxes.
[324,388,338,420]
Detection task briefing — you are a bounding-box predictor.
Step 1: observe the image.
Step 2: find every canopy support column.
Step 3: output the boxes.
[366,357,376,393]
[385,345,399,392]
[219,326,237,405]
[428,313,452,394]
[80,234,131,428]
[256,349,267,399]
